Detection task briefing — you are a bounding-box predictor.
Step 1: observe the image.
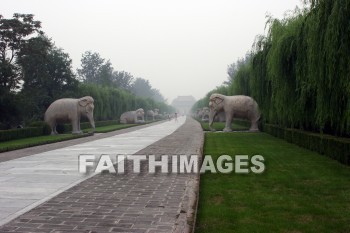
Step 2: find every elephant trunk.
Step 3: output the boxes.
[209,110,217,131]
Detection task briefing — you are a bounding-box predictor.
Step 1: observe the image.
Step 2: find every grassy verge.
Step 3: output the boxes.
[195,132,350,233]
[83,124,135,133]
[0,134,90,153]
[200,121,250,131]
[0,124,138,153]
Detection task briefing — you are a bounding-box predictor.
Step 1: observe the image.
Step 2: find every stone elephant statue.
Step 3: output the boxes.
[120,108,145,124]
[146,109,159,121]
[209,93,260,132]
[44,96,95,135]
[214,111,226,122]
[146,110,155,121]
[153,109,161,119]
[196,108,203,119]
[201,107,210,122]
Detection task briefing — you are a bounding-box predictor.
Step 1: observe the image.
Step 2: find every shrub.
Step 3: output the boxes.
[0,120,121,142]
[284,129,293,143]
[28,121,51,135]
[263,124,350,166]
[59,120,120,133]
[0,127,43,142]
[55,124,68,134]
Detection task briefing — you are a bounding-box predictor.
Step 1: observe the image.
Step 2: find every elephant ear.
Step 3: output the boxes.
[212,96,224,105]
[79,97,89,107]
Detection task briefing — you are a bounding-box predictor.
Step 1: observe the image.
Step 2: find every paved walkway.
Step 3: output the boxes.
[0,117,203,233]
[0,121,166,163]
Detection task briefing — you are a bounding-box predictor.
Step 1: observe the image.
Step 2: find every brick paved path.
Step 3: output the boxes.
[0,118,186,225]
[0,117,203,233]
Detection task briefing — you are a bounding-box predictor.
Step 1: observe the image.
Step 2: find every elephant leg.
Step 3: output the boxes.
[250,120,259,131]
[223,112,233,132]
[72,118,81,134]
[50,120,57,135]
[77,117,81,132]
[53,122,58,135]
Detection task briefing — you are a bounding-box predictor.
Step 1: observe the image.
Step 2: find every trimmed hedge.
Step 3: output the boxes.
[0,127,45,142]
[0,120,120,142]
[29,121,51,135]
[56,120,120,134]
[263,124,350,166]
[0,133,92,153]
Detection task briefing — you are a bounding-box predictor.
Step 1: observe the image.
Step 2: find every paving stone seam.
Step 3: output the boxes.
[0,172,96,226]
[0,119,183,227]
[0,117,202,233]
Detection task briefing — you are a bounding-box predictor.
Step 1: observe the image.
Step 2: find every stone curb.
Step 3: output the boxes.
[173,119,204,233]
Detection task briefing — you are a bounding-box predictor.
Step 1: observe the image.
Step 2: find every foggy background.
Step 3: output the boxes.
[2,0,302,102]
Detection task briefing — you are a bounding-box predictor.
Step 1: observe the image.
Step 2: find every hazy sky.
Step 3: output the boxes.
[2,0,302,103]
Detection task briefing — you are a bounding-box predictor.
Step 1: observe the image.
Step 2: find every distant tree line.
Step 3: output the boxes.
[77,51,166,103]
[193,0,350,136]
[0,14,172,129]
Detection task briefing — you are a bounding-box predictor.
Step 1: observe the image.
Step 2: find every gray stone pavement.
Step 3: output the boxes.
[0,117,204,233]
[0,117,186,226]
[0,121,165,163]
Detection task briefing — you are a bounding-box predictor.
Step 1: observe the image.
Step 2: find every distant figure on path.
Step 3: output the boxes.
[175,112,178,122]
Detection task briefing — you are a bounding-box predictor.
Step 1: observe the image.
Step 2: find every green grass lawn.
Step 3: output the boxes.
[0,134,89,152]
[200,121,250,131]
[195,132,350,233]
[0,124,136,152]
[83,124,135,133]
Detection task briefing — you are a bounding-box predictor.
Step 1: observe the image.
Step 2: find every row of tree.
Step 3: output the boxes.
[0,14,172,129]
[193,0,350,136]
[77,51,166,102]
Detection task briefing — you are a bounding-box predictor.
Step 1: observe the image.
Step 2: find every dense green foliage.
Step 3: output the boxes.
[77,51,166,102]
[71,84,173,121]
[0,127,44,142]
[0,14,173,129]
[0,119,123,142]
[196,132,350,232]
[194,0,350,136]
[0,14,42,91]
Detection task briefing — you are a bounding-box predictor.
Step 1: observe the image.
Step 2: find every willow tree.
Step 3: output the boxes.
[193,0,350,136]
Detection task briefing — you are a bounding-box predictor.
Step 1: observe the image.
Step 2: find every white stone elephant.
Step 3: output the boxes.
[153,109,161,119]
[201,107,210,122]
[146,109,159,121]
[156,113,164,119]
[44,96,95,135]
[196,108,203,119]
[214,111,226,122]
[209,93,260,132]
[120,108,145,124]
